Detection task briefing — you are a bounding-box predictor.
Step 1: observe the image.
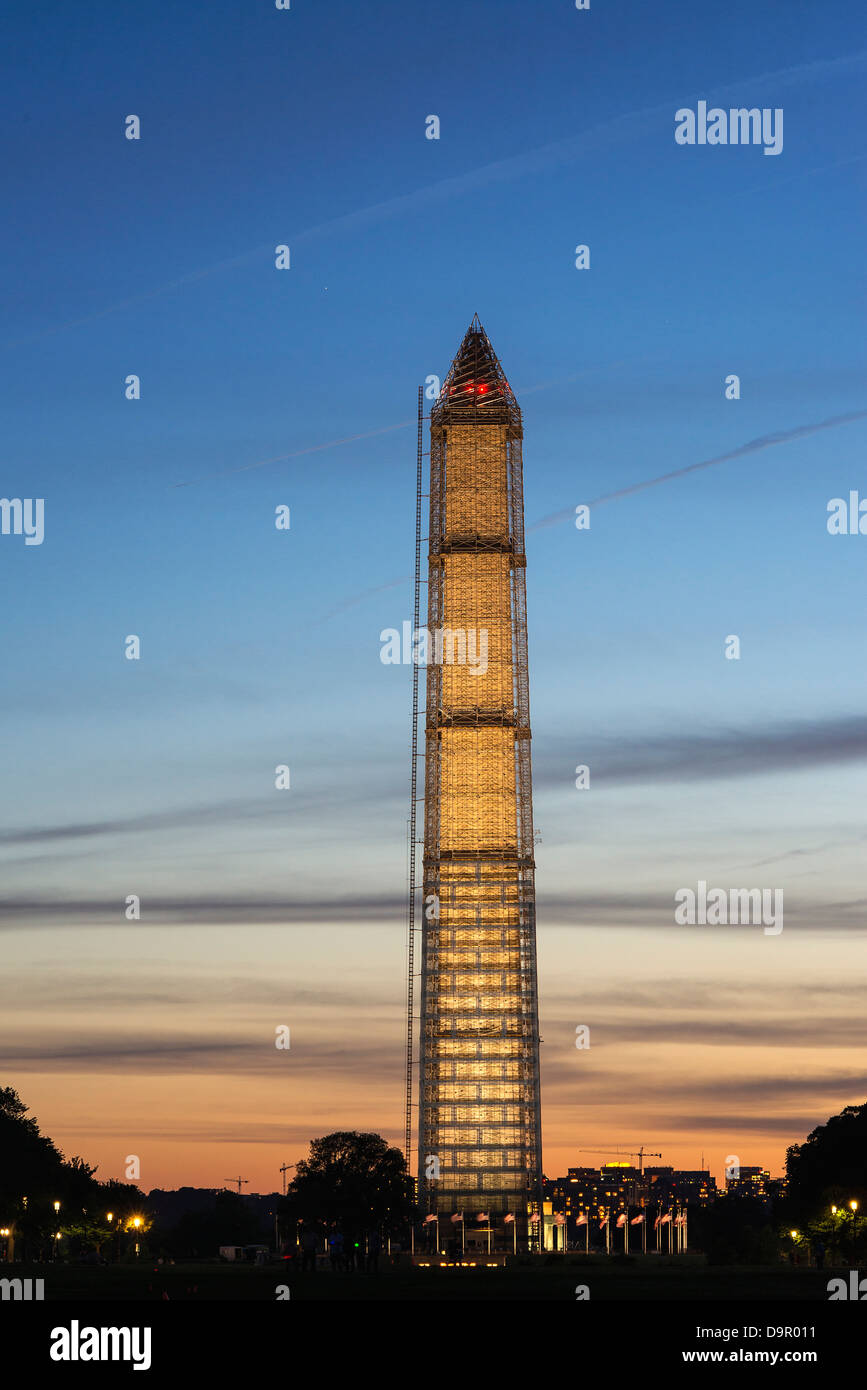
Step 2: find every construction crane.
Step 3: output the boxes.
[279,1163,296,1197]
[576,1147,662,1175]
[224,1176,249,1194]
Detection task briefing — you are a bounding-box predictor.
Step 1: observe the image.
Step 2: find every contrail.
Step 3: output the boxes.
[322,408,867,619]
[323,575,413,620]
[4,50,864,350]
[171,420,414,489]
[528,409,867,531]
[171,353,655,487]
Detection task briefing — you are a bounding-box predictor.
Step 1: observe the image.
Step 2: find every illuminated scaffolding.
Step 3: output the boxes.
[417,317,543,1244]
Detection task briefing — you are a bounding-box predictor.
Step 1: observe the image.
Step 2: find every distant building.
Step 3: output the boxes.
[546,1163,717,1217]
[725,1166,770,1199]
[645,1167,716,1206]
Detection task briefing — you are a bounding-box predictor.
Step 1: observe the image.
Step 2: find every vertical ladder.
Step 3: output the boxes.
[405,386,424,1167]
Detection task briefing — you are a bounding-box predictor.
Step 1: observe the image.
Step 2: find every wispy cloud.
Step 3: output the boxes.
[534,714,867,787]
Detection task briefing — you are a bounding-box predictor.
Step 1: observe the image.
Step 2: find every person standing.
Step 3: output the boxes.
[300,1228,318,1273]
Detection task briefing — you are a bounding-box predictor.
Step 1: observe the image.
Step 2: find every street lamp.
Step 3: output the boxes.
[850,1200,859,1250]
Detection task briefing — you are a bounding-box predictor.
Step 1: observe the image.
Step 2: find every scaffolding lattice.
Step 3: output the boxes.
[417,317,543,1245]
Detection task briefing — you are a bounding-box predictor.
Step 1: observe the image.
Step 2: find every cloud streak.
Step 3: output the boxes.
[528,410,867,531]
[6,48,863,350]
[534,713,867,787]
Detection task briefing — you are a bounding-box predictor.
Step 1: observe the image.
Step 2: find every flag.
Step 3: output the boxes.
[654,1216,661,1229]
[661,1214,672,1224]
[554,1214,566,1226]
[575,1214,588,1226]
[503,1213,515,1224]
[529,1212,541,1224]
[476,1213,489,1223]
[616,1214,627,1228]
[630,1215,645,1225]
[598,1217,608,1229]
[423,1214,437,1224]
[450,1212,464,1224]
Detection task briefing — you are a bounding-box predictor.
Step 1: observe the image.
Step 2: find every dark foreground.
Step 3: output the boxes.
[7,1255,840,1300]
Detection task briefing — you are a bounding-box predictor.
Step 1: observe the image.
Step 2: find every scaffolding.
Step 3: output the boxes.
[417,317,543,1246]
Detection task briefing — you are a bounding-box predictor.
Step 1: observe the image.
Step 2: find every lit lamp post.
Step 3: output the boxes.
[830,1205,839,1263]
[850,1200,859,1252]
[132,1216,142,1258]
[53,1201,61,1261]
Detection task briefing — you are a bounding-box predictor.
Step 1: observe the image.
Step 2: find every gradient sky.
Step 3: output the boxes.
[2,0,865,1197]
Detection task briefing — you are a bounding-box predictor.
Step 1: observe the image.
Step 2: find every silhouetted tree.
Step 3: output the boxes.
[0,1086,145,1259]
[783,1101,867,1257]
[285,1131,415,1235]
[691,1195,780,1265]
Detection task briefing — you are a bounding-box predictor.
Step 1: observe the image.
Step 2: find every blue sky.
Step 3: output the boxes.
[1,0,865,1190]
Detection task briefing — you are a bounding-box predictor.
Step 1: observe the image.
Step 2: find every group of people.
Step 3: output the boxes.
[298,1227,382,1273]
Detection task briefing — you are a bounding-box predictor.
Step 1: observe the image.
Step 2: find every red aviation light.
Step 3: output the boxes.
[449,381,497,397]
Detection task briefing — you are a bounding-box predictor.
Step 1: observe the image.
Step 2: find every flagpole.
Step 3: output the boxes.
[461,1216,465,1256]
[642,1211,646,1255]
[585,1211,589,1254]
[624,1209,628,1255]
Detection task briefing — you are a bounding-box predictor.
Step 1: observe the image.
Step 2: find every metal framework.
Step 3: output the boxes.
[405,387,424,1166]
[417,317,543,1246]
